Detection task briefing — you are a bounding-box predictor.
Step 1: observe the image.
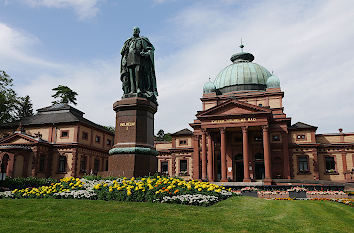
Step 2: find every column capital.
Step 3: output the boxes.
[241,126,248,133]
[262,125,269,131]
[220,127,226,134]
[206,133,212,139]
[201,129,207,134]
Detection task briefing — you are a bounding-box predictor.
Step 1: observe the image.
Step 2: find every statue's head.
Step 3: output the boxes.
[133,27,140,37]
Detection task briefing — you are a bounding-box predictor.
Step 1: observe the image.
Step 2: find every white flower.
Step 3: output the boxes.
[0,191,13,198]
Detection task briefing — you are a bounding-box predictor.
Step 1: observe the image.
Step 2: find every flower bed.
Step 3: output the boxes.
[0,176,233,206]
[287,187,307,199]
[307,191,348,199]
[310,198,353,207]
[240,187,259,197]
[258,191,288,199]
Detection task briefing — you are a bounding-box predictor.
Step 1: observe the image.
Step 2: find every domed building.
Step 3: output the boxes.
[156,46,354,186]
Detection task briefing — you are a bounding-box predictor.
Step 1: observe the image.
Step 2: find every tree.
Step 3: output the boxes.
[155,129,172,142]
[52,85,78,105]
[103,126,115,134]
[16,95,33,119]
[0,70,18,123]
[156,129,165,141]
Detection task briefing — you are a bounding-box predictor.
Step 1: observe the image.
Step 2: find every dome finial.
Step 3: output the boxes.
[239,38,244,52]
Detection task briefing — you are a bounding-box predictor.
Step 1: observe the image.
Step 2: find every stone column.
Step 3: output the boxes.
[192,135,200,180]
[313,150,319,180]
[31,149,39,177]
[220,128,227,182]
[342,152,349,181]
[201,130,207,180]
[282,132,291,179]
[262,126,272,185]
[242,126,251,182]
[207,133,213,182]
[71,149,78,177]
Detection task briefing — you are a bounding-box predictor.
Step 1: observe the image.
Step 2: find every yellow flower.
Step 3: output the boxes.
[198,188,202,191]
[127,190,132,196]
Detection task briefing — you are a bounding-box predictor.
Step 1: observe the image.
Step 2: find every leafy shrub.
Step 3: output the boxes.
[0,177,57,190]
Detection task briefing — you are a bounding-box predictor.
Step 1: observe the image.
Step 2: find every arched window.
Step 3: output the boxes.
[80,156,87,173]
[39,156,46,172]
[1,154,9,173]
[58,155,67,173]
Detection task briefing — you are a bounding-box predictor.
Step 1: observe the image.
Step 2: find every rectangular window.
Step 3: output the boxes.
[58,156,67,173]
[39,156,45,172]
[82,132,88,140]
[80,157,87,173]
[298,157,309,173]
[107,139,111,146]
[325,157,336,173]
[94,159,100,173]
[180,160,187,174]
[61,130,69,138]
[161,161,168,175]
[95,136,101,143]
[179,140,187,145]
[297,134,306,140]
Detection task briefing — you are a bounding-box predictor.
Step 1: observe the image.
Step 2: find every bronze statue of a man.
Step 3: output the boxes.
[120,27,158,102]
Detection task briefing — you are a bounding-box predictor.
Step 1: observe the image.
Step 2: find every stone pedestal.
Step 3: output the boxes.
[108,97,158,178]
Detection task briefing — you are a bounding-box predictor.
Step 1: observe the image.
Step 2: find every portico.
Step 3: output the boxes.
[191,103,275,184]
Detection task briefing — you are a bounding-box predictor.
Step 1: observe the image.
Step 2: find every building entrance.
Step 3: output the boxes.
[234,154,244,182]
[255,162,265,180]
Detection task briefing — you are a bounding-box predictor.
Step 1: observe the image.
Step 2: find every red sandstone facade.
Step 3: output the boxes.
[156,88,354,184]
[0,104,114,179]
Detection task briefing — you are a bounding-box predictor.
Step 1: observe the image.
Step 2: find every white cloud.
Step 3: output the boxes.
[0,21,119,127]
[0,23,61,68]
[22,0,101,20]
[1,0,354,135]
[153,0,354,134]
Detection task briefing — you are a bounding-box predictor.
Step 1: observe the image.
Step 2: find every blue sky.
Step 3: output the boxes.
[1,0,354,134]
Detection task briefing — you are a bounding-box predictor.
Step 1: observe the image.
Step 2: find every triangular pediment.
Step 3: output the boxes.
[0,133,39,145]
[197,99,271,118]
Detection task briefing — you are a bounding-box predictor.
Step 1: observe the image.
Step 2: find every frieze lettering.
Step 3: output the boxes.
[211,118,256,124]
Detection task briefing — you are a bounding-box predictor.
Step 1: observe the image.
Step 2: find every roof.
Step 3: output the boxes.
[212,51,272,93]
[0,104,113,135]
[172,128,193,136]
[289,122,318,130]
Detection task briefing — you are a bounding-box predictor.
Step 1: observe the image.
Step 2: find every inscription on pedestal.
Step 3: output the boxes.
[120,122,136,130]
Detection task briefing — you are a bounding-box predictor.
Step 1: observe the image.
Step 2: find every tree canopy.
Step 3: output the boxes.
[155,129,172,142]
[16,95,33,119]
[0,70,34,124]
[52,85,78,105]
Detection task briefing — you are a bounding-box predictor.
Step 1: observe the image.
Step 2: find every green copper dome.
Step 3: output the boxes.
[213,51,272,93]
[203,80,216,94]
[266,74,280,88]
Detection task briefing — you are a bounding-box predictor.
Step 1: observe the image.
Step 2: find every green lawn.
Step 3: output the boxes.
[0,197,353,233]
